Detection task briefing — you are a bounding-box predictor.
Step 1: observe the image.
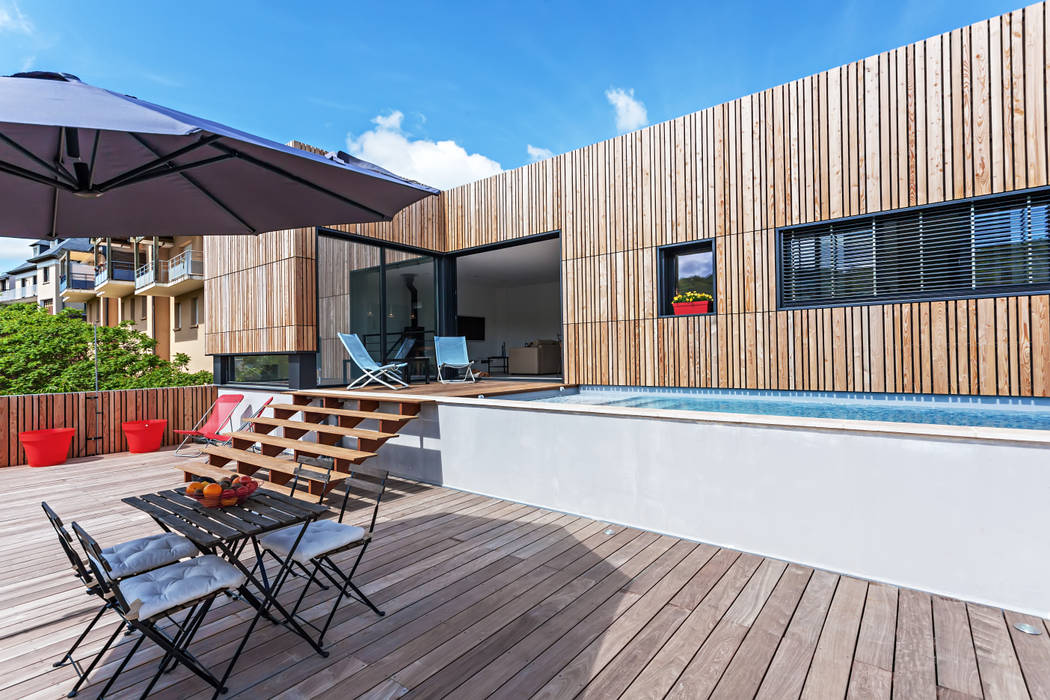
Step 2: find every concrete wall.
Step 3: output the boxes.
[372,396,1050,617]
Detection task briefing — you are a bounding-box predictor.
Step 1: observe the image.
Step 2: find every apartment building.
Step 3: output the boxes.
[64,235,209,372]
[0,238,92,313]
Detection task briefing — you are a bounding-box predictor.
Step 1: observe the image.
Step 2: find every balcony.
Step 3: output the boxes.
[135,249,204,296]
[94,261,136,297]
[0,284,37,303]
[59,271,96,303]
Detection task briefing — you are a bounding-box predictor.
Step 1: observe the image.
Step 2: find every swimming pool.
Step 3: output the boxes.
[533,386,1050,430]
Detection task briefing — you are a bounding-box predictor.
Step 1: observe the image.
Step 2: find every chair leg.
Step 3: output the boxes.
[93,627,146,699]
[53,601,109,670]
[131,616,226,694]
[173,435,203,458]
[65,619,127,698]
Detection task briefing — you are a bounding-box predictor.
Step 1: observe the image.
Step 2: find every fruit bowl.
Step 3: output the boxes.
[184,476,259,508]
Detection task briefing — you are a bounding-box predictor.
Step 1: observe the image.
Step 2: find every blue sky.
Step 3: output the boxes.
[0,0,1022,269]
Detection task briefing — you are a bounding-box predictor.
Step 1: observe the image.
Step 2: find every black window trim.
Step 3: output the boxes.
[657,238,717,317]
[776,185,1050,311]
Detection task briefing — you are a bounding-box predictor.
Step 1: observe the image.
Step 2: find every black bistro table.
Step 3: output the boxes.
[122,487,331,693]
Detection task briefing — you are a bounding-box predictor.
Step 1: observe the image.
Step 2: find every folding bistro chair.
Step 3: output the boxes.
[42,502,198,697]
[435,336,476,383]
[256,460,389,648]
[71,521,246,698]
[173,393,243,457]
[339,332,409,390]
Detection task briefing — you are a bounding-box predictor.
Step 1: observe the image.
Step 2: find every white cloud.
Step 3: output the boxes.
[347,110,502,190]
[0,2,32,35]
[526,144,554,162]
[19,54,34,71]
[0,237,33,273]
[605,87,648,133]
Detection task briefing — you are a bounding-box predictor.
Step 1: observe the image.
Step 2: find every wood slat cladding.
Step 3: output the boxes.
[0,385,217,467]
[553,2,1050,396]
[204,231,317,355]
[204,3,1050,396]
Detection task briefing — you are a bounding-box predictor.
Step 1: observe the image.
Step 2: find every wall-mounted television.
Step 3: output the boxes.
[457,315,485,341]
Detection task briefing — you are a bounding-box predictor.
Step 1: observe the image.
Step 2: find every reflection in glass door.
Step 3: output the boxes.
[316,234,437,386]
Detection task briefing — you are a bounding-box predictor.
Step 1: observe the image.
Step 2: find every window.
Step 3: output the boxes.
[42,267,49,283]
[658,240,715,315]
[190,297,199,327]
[779,188,1050,308]
[230,354,289,384]
[173,302,182,330]
[140,296,147,320]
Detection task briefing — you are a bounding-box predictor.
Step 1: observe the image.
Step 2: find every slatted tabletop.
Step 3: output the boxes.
[122,488,328,549]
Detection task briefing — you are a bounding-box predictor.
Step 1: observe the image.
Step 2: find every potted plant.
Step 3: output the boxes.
[672,291,713,315]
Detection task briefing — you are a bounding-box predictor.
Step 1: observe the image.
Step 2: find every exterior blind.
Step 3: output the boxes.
[778,189,1050,308]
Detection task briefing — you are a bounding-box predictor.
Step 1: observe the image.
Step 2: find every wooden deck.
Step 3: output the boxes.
[3,451,1049,699]
[344,378,572,399]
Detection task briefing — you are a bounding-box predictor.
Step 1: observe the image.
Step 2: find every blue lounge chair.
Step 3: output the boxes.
[339,333,409,390]
[435,336,476,384]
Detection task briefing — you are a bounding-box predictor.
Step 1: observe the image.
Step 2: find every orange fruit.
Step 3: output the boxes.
[203,483,222,497]
[186,482,204,495]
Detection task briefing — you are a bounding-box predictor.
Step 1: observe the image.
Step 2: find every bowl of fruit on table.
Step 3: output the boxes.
[185,475,259,508]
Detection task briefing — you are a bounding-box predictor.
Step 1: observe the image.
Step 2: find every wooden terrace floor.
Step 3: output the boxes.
[352,377,571,399]
[2,450,1049,699]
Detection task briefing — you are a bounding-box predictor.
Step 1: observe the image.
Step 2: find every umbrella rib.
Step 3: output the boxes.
[209,142,393,221]
[128,133,257,233]
[0,131,78,187]
[0,158,77,191]
[96,153,236,193]
[93,134,223,192]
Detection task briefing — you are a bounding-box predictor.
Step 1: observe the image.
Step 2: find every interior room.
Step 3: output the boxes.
[455,236,562,377]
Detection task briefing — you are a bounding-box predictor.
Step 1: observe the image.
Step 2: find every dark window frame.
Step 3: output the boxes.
[657,238,717,317]
[777,186,1050,310]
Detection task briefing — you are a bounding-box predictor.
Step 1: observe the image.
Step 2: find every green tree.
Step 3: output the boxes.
[0,303,212,395]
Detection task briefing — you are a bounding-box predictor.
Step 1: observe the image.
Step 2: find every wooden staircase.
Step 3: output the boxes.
[176,390,431,504]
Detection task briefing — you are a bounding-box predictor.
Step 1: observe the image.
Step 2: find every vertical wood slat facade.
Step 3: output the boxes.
[0,385,217,467]
[203,2,1050,397]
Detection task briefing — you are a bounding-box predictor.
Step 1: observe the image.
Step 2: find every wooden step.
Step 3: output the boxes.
[225,432,377,463]
[248,416,397,442]
[201,447,340,481]
[268,403,417,422]
[287,390,432,405]
[174,462,329,506]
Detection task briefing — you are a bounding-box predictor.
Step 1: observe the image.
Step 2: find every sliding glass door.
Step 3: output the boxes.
[316,233,437,386]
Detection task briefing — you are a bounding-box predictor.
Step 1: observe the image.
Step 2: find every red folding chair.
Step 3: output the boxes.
[173,394,243,457]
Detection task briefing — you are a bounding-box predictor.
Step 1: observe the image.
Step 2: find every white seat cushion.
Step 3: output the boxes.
[118,555,246,621]
[258,520,366,564]
[102,532,199,579]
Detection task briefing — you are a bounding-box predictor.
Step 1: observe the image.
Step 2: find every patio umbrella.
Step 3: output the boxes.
[0,71,439,239]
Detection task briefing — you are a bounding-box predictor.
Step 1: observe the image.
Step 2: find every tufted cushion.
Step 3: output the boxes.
[258,520,366,565]
[118,555,246,621]
[101,532,199,579]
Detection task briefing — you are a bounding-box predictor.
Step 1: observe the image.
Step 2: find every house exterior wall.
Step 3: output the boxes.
[204,1,1050,397]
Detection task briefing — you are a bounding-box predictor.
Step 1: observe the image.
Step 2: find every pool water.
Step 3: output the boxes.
[536,387,1050,431]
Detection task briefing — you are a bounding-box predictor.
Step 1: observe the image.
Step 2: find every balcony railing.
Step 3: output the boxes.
[95,261,136,287]
[59,271,95,293]
[168,249,204,282]
[135,250,204,289]
[1,284,37,302]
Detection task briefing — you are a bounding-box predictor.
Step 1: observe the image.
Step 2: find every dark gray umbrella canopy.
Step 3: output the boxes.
[0,72,439,239]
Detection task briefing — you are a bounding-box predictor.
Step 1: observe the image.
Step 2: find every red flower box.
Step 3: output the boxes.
[672,300,711,315]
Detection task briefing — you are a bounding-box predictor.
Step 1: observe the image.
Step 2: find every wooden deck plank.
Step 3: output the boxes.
[969,603,1032,699]
[933,595,983,697]
[893,588,937,700]
[1,450,1047,699]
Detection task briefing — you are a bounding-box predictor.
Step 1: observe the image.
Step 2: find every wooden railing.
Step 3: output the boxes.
[0,385,218,467]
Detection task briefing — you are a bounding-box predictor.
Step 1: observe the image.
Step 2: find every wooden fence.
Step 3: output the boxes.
[0,385,218,467]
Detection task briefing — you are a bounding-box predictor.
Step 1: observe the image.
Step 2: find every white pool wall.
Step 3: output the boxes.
[374,394,1050,618]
